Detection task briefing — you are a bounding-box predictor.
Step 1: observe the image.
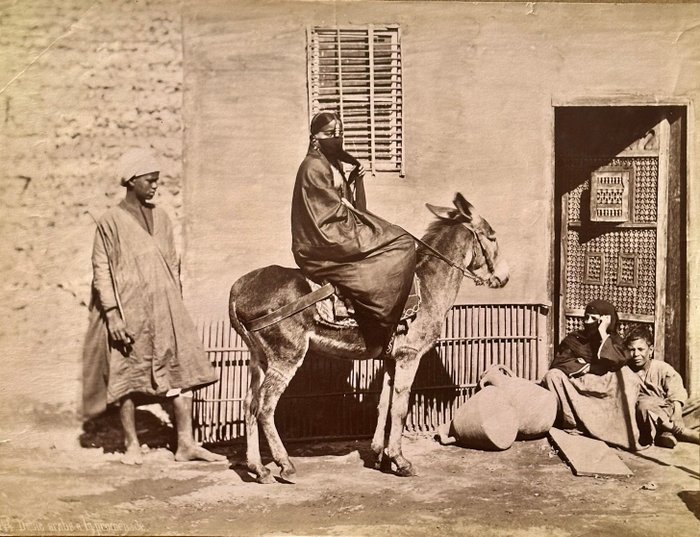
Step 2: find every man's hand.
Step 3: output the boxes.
[671,401,683,425]
[106,309,134,348]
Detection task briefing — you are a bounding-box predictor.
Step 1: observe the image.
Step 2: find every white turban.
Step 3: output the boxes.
[117,148,160,186]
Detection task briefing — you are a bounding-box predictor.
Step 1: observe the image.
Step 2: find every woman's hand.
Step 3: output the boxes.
[348,164,366,184]
[597,314,612,338]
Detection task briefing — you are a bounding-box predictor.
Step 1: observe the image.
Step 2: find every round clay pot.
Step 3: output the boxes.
[479,363,557,439]
[439,385,518,451]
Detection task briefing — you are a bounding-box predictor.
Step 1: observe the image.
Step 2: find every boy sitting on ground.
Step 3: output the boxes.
[625,323,700,449]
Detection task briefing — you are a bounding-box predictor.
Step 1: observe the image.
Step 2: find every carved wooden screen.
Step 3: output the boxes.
[559,118,670,355]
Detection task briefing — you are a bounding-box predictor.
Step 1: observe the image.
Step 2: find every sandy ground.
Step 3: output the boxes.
[0,414,698,537]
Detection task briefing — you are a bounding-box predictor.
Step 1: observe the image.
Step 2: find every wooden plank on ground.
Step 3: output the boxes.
[548,427,633,477]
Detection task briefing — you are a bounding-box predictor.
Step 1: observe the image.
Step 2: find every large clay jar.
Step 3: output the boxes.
[479,363,557,439]
[437,386,518,451]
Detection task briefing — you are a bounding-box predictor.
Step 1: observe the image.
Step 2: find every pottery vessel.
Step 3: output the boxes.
[479,363,557,439]
[438,385,518,451]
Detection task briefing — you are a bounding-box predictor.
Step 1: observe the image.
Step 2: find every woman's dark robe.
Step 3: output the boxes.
[291,147,416,348]
[542,302,642,450]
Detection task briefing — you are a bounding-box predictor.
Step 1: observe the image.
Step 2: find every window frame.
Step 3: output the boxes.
[306,24,405,177]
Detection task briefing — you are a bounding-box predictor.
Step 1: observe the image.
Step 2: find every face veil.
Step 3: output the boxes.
[310,112,360,167]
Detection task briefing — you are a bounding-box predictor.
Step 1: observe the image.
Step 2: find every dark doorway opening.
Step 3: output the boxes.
[554,106,687,381]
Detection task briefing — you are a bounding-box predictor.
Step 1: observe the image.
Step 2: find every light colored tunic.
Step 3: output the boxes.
[635,359,688,445]
[82,202,216,417]
[636,359,687,403]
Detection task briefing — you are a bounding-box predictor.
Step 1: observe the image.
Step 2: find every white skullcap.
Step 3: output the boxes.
[117,148,160,186]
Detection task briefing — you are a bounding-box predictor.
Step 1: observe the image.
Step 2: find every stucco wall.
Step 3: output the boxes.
[181,1,699,393]
[0,0,184,424]
[1,0,698,426]
[181,2,699,306]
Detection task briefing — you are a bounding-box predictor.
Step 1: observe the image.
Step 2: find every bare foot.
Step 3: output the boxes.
[122,444,143,465]
[174,444,227,462]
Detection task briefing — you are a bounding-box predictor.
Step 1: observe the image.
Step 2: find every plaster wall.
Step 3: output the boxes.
[182,1,699,393]
[0,0,184,422]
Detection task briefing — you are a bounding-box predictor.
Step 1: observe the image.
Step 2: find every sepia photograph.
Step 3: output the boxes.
[0,0,698,535]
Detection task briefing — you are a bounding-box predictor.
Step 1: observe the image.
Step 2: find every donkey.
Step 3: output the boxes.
[229,193,509,483]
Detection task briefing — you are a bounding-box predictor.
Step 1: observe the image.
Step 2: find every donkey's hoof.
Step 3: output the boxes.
[394,463,416,477]
[280,465,297,483]
[255,468,276,484]
[374,456,393,473]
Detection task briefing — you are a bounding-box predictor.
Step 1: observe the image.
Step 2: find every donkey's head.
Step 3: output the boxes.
[426,193,509,288]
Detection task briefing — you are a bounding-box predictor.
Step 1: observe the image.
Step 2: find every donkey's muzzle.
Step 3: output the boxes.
[488,263,510,288]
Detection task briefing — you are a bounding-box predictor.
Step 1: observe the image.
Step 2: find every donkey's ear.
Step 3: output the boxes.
[453,193,478,223]
[426,203,459,221]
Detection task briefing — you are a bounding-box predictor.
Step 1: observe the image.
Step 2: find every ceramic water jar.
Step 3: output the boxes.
[478,363,557,439]
[437,385,518,451]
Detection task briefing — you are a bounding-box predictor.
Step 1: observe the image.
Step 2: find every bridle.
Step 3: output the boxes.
[340,198,490,286]
[410,228,488,286]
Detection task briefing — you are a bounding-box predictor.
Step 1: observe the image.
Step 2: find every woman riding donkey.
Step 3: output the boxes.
[291,111,416,358]
[230,112,509,483]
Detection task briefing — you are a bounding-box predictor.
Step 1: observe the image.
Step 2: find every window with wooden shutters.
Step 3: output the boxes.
[307,25,404,176]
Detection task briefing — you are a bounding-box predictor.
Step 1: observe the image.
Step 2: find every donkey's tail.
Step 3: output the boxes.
[228,296,263,417]
[229,294,255,351]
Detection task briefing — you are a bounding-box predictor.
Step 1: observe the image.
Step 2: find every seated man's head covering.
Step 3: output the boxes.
[117,148,160,186]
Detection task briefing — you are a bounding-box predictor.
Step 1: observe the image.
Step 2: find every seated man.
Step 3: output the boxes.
[625,323,700,448]
[291,111,416,358]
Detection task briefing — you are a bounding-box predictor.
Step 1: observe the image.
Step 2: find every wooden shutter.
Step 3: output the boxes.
[307,25,404,176]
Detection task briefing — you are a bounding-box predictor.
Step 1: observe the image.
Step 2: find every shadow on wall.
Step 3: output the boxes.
[555,106,676,244]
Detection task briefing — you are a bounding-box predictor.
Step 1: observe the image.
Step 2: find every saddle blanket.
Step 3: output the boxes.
[309,275,421,329]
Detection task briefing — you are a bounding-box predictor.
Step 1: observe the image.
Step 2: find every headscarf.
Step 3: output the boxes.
[117,148,160,186]
[310,111,340,135]
[308,111,360,169]
[584,299,619,334]
[563,299,620,360]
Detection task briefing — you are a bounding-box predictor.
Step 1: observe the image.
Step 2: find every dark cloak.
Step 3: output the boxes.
[550,299,629,377]
[291,146,416,348]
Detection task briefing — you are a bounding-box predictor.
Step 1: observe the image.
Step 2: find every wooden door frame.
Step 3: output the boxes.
[550,97,694,395]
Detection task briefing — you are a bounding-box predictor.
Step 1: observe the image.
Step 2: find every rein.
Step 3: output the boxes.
[339,198,485,286]
[408,230,485,286]
[245,201,486,332]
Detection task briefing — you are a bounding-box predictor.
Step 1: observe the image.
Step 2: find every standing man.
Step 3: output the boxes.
[291,111,416,358]
[82,148,226,465]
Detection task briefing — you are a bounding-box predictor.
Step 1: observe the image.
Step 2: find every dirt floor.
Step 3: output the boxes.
[0,410,698,537]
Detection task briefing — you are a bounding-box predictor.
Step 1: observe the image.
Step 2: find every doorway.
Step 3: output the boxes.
[554,106,686,380]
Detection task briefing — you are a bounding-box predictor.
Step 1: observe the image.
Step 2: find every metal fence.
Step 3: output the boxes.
[193,303,550,444]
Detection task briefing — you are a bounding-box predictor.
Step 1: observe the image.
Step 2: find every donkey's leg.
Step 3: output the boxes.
[384,350,421,477]
[245,363,274,483]
[371,360,395,471]
[257,366,298,482]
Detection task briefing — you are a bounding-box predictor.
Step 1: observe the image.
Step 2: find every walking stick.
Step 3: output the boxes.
[88,213,125,321]
[88,213,133,351]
